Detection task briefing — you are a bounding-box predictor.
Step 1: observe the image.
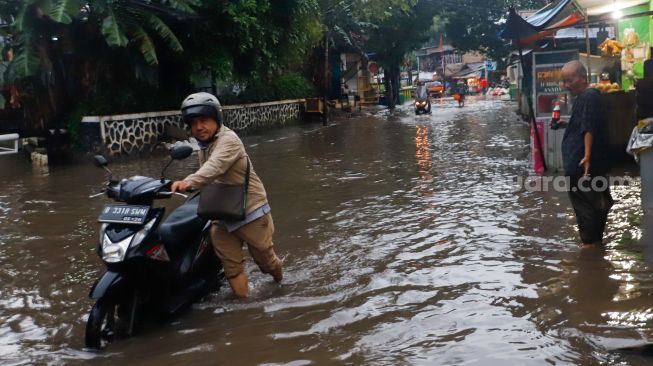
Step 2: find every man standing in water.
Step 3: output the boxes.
[171,92,283,298]
[557,60,613,247]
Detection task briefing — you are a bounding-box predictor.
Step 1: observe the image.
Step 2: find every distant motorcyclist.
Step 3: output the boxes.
[414,81,431,114]
[171,92,283,298]
[453,81,466,107]
[415,81,429,100]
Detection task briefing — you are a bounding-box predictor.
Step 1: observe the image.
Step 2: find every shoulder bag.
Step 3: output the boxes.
[197,158,250,221]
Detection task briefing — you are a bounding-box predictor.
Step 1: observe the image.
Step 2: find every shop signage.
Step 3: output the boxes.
[535,67,564,94]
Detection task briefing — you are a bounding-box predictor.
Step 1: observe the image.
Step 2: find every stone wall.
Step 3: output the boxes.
[224,99,303,130]
[81,99,304,156]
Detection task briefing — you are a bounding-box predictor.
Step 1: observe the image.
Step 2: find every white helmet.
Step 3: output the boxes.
[180,92,223,126]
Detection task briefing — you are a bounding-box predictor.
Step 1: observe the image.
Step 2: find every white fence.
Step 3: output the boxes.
[0,133,19,155]
[81,99,304,156]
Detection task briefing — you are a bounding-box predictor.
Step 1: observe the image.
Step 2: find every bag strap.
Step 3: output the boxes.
[244,156,251,194]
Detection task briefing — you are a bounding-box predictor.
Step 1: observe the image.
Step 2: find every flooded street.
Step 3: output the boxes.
[2,98,653,365]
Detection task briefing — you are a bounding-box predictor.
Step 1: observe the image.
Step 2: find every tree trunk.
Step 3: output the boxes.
[384,66,402,109]
[384,68,395,109]
[323,34,329,125]
[392,65,400,105]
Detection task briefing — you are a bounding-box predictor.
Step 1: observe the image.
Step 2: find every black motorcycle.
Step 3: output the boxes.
[85,145,223,349]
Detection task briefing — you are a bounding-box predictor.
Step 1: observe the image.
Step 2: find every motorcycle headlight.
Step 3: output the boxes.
[101,218,156,263]
[102,234,131,263]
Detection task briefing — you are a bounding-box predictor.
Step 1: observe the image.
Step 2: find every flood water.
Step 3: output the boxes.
[2,98,653,365]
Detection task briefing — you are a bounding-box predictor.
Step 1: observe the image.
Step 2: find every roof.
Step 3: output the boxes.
[466,62,486,69]
[452,71,482,79]
[445,64,465,75]
[452,63,486,78]
[417,45,455,57]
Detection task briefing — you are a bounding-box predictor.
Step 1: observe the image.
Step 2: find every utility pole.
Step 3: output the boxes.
[442,53,446,83]
[323,32,330,126]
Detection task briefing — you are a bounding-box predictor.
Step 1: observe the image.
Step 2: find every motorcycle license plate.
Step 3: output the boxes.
[98,204,150,225]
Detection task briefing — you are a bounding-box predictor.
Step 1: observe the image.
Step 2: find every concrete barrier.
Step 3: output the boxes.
[81,99,304,156]
[0,133,19,155]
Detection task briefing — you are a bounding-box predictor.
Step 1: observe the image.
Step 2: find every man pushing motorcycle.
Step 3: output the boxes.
[171,92,283,298]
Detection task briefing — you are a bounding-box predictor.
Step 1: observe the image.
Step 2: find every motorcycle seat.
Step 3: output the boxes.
[158,196,207,254]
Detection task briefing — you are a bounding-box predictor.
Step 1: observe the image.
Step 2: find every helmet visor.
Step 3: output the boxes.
[182,105,217,122]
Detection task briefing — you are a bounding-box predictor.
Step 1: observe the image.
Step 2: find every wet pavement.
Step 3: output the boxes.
[1,97,653,365]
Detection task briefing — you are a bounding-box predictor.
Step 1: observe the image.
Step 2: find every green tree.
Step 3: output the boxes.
[9,0,198,77]
[364,0,439,108]
[183,0,322,87]
[0,0,198,132]
[310,0,368,103]
[439,0,548,64]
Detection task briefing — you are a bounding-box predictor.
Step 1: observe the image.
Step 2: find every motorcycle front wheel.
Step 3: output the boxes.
[85,298,116,349]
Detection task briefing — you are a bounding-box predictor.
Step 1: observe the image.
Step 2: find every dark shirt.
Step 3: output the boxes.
[561,88,608,176]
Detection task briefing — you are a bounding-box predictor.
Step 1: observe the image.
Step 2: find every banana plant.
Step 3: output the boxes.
[0,0,198,131]
[7,0,198,79]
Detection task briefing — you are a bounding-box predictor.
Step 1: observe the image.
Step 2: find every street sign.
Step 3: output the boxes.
[485,61,497,71]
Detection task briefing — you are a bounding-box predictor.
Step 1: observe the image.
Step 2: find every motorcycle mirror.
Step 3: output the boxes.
[93,155,108,168]
[161,145,194,183]
[170,145,193,160]
[93,155,113,179]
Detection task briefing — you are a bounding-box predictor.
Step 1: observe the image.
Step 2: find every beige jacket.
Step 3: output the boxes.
[183,125,268,214]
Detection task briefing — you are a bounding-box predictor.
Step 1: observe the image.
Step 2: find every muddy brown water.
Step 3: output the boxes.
[1,98,652,365]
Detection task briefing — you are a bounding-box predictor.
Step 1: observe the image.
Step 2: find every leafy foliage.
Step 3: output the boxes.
[64,78,186,144]
[438,0,549,63]
[355,0,439,108]
[220,73,318,104]
[0,0,557,136]
[365,0,438,67]
[0,0,199,137]
[101,11,129,48]
[184,0,322,82]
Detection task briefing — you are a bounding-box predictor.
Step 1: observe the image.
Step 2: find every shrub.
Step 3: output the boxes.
[220,73,317,105]
[64,81,185,146]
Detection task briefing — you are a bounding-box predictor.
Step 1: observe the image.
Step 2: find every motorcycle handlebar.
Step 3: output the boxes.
[88,191,106,199]
[156,190,190,199]
[156,191,174,199]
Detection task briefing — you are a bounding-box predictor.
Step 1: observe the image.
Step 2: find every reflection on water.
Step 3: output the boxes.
[1,98,652,365]
[414,124,433,199]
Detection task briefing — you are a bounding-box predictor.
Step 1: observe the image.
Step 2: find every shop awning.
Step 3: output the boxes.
[500,0,584,44]
[452,63,486,79]
[500,0,650,44]
[452,72,481,79]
